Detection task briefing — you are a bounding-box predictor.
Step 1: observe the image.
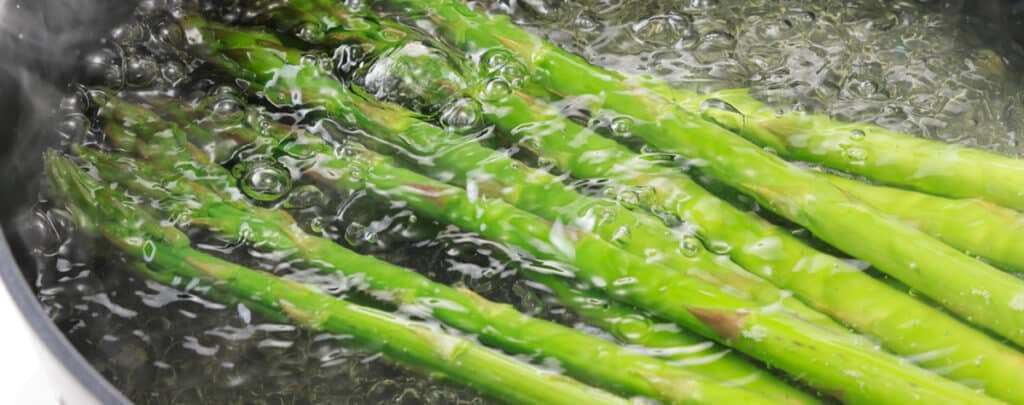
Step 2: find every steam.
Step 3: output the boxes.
[0,0,134,213]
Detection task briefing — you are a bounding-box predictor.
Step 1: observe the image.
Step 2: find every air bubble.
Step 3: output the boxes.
[708,240,732,254]
[616,190,641,209]
[83,48,124,87]
[308,216,326,234]
[481,79,512,102]
[111,22,147,47]
[344,223,378,246]
[439,97,484,133]
[57,114,90,141]
[294,21,326,43]
[610,116,634,137]
[284,185,326,209]
[238,162,293,202]
[209,97,245,124]
[850,129,866,140]
[161,61,187,85]
[679,235,702,257]
[843,147,868,163]
[699,98,745,131]
[59,92,88,114]
[153,20,185,47]
[125,56,159,87]
[631,14,694,47]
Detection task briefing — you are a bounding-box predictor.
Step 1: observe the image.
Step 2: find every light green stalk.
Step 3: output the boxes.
[228,0,850,333]
[661,86,1024,211]
[45,152,631,405]
[177,17,1006,404]
[375,0,1024,349]
[151,96,816,404]
[228,2,1024,401]
[91,98,789,405]
[825,174,1024,274]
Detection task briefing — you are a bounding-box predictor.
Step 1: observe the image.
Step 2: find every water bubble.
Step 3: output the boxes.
[439,97,484,132]
[708,240,732,254]
[59,92,89,114]
[697,30,736,52]
[783,10,817,28]
[850,129,866,140]
[238,162,293,202]
[610,116,634,137]
[481,79,512,101]
[344,223,378,246]
[480,49,529,87]
[111,22,147,47]
[699,98,745,131]
[57,114,90,141]
[843,146,868,164]
[161,61,187,85]
[573,10,601,31]
[616,189,641,209]
[284,185,325,209]
[631,14,694,47]
[308,216,326,234]
[679,235,702,257]
[153,20,185,47]
[83,48,123,87]
[294,21,326,43]
[209,97,245,124]
[125,56,159,87]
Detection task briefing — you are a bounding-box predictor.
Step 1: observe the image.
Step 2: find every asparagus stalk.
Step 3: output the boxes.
[233,3,1024,401]
[824,173,1024,274]
[44,152,631,405]
[660,86,1024,211]
[372,0,1024,348]
[189,0,852,335]
[152,97,817,404]
[178,18,1013,404]
[92,98,790,405]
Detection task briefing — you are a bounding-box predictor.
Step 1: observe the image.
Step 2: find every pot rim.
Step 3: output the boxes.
[0,231,130,405]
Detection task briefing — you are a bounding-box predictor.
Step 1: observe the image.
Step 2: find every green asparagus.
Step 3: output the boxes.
[662,86,1024,211]
[823,173,1024,274]
[186,0,852,335]
[91,97,793,405]
[373,0,1024,348]
[228,2,1024,401]
[176,17,1010,404]
[150,96,818,404]
[44,152,631,405]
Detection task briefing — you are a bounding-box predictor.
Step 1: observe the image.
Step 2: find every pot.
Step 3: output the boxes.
[0,1,1022,404]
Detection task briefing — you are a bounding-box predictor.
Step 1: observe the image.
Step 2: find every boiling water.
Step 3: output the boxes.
[15,0,1024,403]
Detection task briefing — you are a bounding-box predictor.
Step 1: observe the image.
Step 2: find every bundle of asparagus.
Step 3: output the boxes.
[199,0,1024,401]
[45,0,1024,404]
[91,95,792,404]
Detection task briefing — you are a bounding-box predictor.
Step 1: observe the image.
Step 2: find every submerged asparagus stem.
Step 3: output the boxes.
[90,96,789,405]
[373,0,1024,351]
[222,1,1024,402]
[661,86,1024,211]
[176,17,1006,405]
[44,152,631,405]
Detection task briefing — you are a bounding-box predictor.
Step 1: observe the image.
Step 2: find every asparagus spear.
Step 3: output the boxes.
[183,0,852,335]
[660,86,1024,211]
[371,0,1024,348]
[178,18,1014,404]
[92,98,790,405]
[44,152,631,405]
[823,173,1024,275]
[231,3,1024,401]
[151,97,817,404]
